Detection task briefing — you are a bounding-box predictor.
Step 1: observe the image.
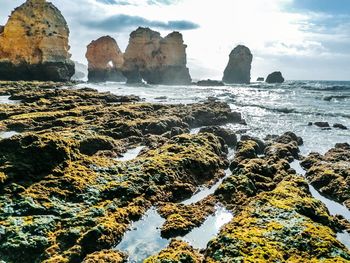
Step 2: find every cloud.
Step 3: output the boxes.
[82,14,199,31]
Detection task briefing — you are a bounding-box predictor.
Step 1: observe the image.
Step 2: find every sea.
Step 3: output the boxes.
[77,80,350,156]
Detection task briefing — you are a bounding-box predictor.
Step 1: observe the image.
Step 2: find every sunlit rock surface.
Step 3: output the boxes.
[0,0,74,81]
[123,27,191,85]
[86,36,125,82]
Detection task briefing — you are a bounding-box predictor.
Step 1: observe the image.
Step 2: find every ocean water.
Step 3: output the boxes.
[77,80,350,155]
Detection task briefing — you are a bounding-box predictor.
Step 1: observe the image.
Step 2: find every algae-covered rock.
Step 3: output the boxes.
[158,196,216,238]
[301,143,350,209]
[199,126,237,147]
[144,239,203,263]
[207,176,350,262]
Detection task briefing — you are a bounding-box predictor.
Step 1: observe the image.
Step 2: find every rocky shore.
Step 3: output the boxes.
[0,81,349,262]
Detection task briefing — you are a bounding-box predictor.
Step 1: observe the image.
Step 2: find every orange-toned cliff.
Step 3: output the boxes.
[86,36,125,82]
[0,0,74,81]
[123,27,191,85]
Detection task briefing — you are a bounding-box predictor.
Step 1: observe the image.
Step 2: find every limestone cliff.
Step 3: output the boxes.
[123,27,191,85]
[86,36,125,82]
[0,0,74,81]
[222,45,252,84]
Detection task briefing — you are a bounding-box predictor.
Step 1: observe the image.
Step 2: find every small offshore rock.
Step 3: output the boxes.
[314,121,330,128]
[257,77,264,81]
[266,71,285,83]
[333,123,348,130]
[196,79,225,86]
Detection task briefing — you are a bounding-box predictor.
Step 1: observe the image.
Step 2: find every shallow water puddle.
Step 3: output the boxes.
[116,150,235,260]
[290,161,350,221]
[190,127,201,134]
[117,146,145,162]
[115,208,169,262]
[0,96,20,104]
[180,206,233,249]
[337,232,350,250]
[0,131,19,139]
[116,206,233,262]
[182,169,232,205]
[290,160,350,249]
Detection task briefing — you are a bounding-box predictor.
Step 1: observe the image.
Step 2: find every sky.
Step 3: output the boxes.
[1,0,350,80]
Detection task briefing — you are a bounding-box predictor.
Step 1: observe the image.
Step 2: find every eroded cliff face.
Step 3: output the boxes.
[222,45,252,84]
[0,0,74,81]
[123,27,191,85]
[86,36,125,82]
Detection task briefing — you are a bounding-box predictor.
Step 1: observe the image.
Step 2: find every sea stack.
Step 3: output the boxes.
[222,45,253,84]
[0,0,74,81]
[123,27,191,85]
[266,71,285,83]
[86,36,125,82]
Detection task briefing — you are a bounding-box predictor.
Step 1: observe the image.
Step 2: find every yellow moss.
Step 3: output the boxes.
[0,171,7,183]
[144,240,203,263]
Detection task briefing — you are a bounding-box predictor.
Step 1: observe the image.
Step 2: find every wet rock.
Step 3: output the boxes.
[301,143,350,209]
[266,71,285,84]
[0,133,77,185]
[199,126,237,147]
[123,27,191,85]
[78,135,123,156]
[162,126,189,139]
[0,129,227,262]
[334,123,348,130]
[158,197,216,238]
[207,176,350,262]
[222,45,253,84]
[0,0,74,81]
[264,132,302,161]
[86,36,126,82]
[82,250,127,263]
[240,135,266,154]
[144,239,203,262]
[196,79,225,86]
[314,121,330,128]
[234,140,260,162]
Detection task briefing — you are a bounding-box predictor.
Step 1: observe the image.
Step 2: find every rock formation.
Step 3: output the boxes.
[257,77,264,81]
[0,0,74,81]
[86,36,125,82]
[196,79,225,86]
[222,45,252,84]
[123,27,191,85]
[266,71,285,83]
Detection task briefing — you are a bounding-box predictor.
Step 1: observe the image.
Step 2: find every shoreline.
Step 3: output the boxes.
[0,81,349,262]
